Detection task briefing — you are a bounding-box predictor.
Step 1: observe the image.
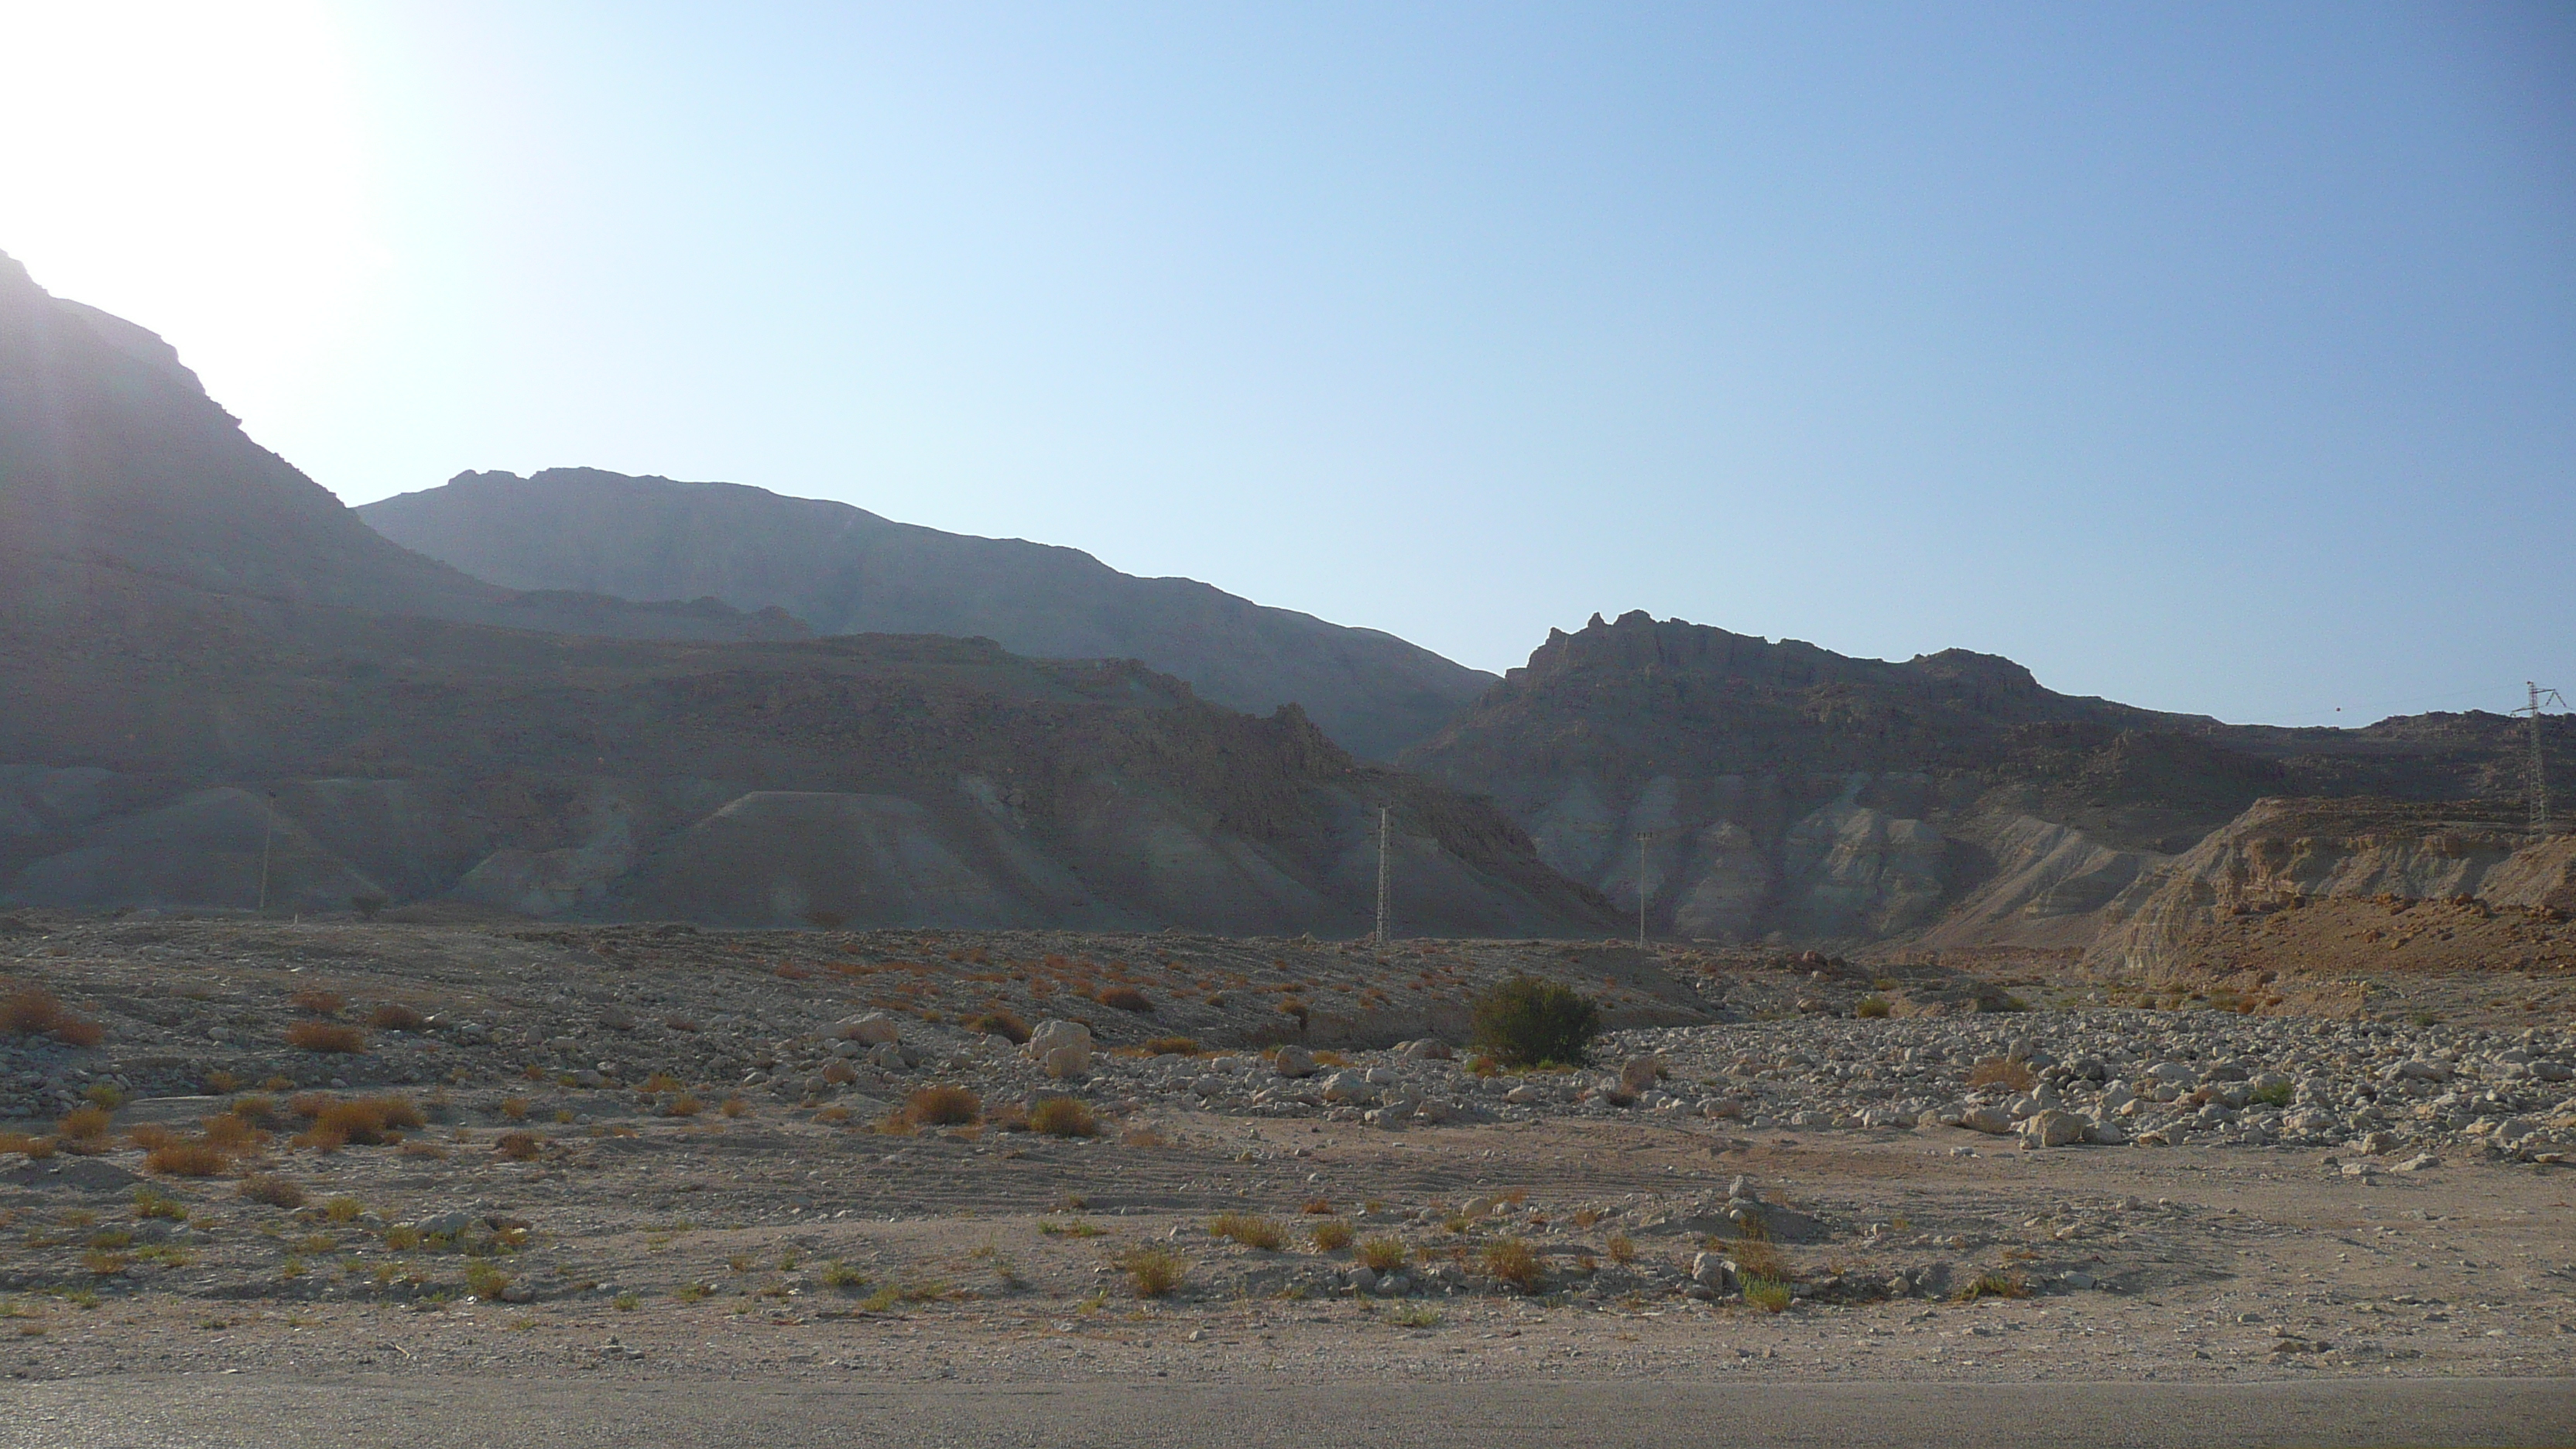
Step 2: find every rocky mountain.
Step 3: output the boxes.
[0,262,1611,936]
[0,255,804,646]
[1403,610,2570,952]
[358,468,1495,760]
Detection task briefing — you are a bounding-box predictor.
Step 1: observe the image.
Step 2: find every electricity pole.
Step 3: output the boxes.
[1375,807,1391,947]
[2519,683,2567,836]
[1636,831,1650,949]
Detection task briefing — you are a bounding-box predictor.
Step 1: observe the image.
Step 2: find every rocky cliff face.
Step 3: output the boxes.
[1404,611,2567,951]
[2086,799,2576,978]
[358,468,1495,760]
[0,268,1608,935]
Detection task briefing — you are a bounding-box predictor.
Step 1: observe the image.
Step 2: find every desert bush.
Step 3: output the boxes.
[2250,1080,2296,1108]
[664,1094,703,1118]
[1119,1246,1184,1298]
[1095,985,1154,1013]
[463,1261,511,1300]
[134,1187,187,1220]
[499,1097,530,1122]
[236,1173,304,1208]
[286,1021,366,1054]
[1740,1274,1793,1312]
[127,1123,182,1153]
[720,1096,749,1118]
[55,1106,111,1143]
[202,1069,242,1095]
[290,989,346,1016]
[0,1132,57,1160]
[368,1003,426,1032]
[1300,1197,1334,1215]
[1965,1057,2035,1093]
[323,1196,364,1223]
[906,1085,982,1127]
[1142,1036,1201,1057]
[1310,1219,1355,1252]
[1954,1271,2030,1303]
[965,1009,1032,1044]
[1208,1212,1286,1250]
[1356,1235,1409,1274]
[296,1097,424,1149]
[1469,976,1601,1068]
[820,1259,866,1290]
[84,1082,125,1110]
[495,1131,540,1161]
[231,1094,278,1125]
[1027,1097,1098,1138]
[1730,1238,1788,1279]
[145,1142,228,1177]
[642,1073,684,1094]
[2,988,103,1046]
[1605,1232,1638,1266]
[1853,995,1891,1019]
[1480,1237,1545,1293]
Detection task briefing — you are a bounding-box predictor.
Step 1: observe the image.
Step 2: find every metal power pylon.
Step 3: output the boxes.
[1375,807,1391,946]
[2517,682,2567,835]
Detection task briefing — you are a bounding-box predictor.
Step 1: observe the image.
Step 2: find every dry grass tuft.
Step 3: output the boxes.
[1356,1235,1409,1273]
[1310,1219,1355,1252]
[495,1131,540,1161]
[1480,1238,1545,1293]
[1605,1232,1638,1266]
[721,1096,749,1118]
[200,1114,266,1151]
[144,1142,229,1177]
[203,1069,241,1095]
[1208,1212,1287,1250]
[906,1084,982,1126]
[1741,1274,1793,1312]
[1300,1197,1334,1215]
[290,988,347,1016]
[286,1021,366,1054]
[1954,1271,2031,1303]
[230,1094,278,1125]
[127,1123,182,1153]
[1095,985,1154,1013]
[294,1097,424,1149]
[1119,1246,1184,1298]
[0,1133,58,1160]
[964,1009,1032,1044]
[1142,1036,1201,1057]
[664,1094,703,1118]
[1730,1238,1789,1280]
[55,1106,112,1143]
[1853,995,1891,1019]
[1965,1057,2036,1093]
[499,1097,530,1122]
[2,988,104,1046]
[1027,1097,1098,1138]
[236,1173,304,1208]
[367,1003,426,1031]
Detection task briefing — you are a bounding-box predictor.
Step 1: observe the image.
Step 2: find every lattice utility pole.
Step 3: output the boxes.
[2518,682,2567,835]
[1375,807,1392,946]
[1636,832,1650,950]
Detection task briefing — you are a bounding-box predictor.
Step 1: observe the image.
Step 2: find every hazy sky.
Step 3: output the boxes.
[2,3,2568,726]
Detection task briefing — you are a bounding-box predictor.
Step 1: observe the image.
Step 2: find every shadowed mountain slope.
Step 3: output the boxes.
[0,261,1607,936]
[359,468,1495,760]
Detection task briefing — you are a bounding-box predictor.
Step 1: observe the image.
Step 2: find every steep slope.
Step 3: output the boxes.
[0,266,1606,936]
[1404,611,2567,951]
[0,252,803,644]
[358,468,1495,759]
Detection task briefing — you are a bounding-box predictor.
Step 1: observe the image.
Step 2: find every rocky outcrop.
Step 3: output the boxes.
[358,468,1495,760]
[2088,799,2576,975]
[1406,611,2567,951]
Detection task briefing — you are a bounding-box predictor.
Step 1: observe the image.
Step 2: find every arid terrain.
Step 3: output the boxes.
[3,913,2571,1406]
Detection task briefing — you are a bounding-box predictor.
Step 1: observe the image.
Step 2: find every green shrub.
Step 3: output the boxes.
[1469,976,1601,1068]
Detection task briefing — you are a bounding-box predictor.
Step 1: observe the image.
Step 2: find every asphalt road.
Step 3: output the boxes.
[5,1375,2571,1449]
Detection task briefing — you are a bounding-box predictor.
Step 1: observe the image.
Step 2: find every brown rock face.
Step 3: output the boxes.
[358,468,1495,761]
[1404,611,2569,951]
[0,262,1610,936]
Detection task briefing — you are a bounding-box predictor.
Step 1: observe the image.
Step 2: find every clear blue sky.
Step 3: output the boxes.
[4,2,2568,726]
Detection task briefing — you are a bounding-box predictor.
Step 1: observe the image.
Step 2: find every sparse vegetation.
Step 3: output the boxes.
[2250,1080,2296,1108]
[1,988,104,1047]
[1356,1235,1409,1273]
[1143,1036,1201,1056]
[1310,1219,1355,1252]
[906,1084,982,1126]
[367,1002,426,1031]
[1740,1274,1793,1312]
[1095,985,1154,1013]
[1853,995,1891,1019]
[290,988,347,1016]
[1027,1097,1098,1138]
[286,1021,366,1054]
[1480,1237,1545,1293]
[1469,976,1601,1068]
[1965,1057,2036,1093]
[1120,1245,1184,1298]
[1208,1212,1286,1250]
[293,1096,424,1149]
[1605,1231,1637,1266]
[143,1142,229,1177]
[964,1009,1032,1043]
[1954,1271,2031,1303]
[495,1131,541,1161]
[236,1173,305,1209]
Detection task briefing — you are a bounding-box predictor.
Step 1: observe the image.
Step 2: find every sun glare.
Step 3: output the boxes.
[0,0,379,417]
